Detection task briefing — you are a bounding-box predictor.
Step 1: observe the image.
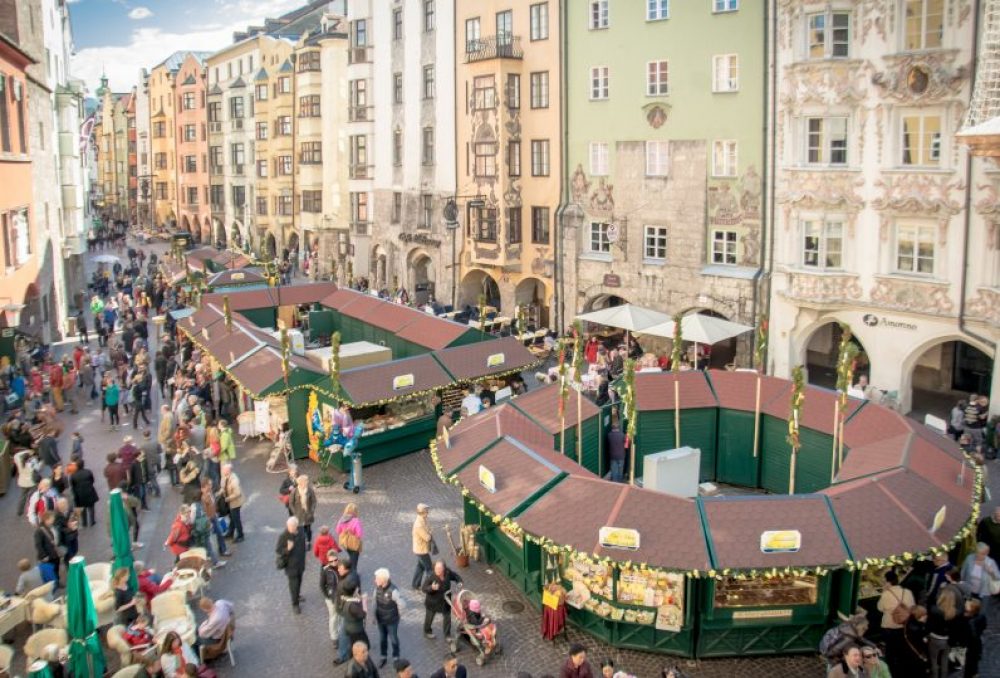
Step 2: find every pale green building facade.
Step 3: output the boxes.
[560,0,766,362]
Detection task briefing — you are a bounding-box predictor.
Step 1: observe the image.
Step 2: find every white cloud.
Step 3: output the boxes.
[128,7,153,20]
[71,0,303,94]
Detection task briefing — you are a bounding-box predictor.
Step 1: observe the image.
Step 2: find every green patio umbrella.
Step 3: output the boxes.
[27,660,53,678]
[109,489,138,590]
[65,556,105,678]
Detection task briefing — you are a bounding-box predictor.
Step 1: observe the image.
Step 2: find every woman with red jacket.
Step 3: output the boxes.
[164,506,192,562]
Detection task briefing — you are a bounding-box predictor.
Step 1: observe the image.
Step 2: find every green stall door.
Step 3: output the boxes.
[760,416,834,494]
[716,410,759,487]
[308,309,335,341]
[636,410,717,482]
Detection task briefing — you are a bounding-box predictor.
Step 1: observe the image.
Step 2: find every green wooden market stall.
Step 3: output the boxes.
[508,385,603,475]
[432,376,983,658]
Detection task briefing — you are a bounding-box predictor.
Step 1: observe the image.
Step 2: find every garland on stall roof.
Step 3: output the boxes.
[429,438,986,580]
[670,312,683,371]
[329,331,341,395]
[621,358,637,446]
[754,316,768,374]
[478,294,487,333]
[279,323,290,386]
[557,339,569,420]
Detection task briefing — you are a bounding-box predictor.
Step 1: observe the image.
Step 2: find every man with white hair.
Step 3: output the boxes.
[373,567,405,667]
[220,463,245,542]
[275,516,307,613]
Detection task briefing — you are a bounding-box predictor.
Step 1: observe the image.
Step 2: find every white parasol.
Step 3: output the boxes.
[641,313,753,367]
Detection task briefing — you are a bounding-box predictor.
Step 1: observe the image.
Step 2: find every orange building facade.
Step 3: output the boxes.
[0,34,39,331]
[175,53,210,242]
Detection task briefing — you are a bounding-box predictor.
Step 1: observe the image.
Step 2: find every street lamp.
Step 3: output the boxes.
[443,196,485,310]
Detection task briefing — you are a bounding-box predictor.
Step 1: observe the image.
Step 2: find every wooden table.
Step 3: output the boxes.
[0,596,28,638]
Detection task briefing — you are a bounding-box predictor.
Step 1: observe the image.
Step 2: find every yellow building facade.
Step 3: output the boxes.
[148,61,177,228]
[454,0,560,328]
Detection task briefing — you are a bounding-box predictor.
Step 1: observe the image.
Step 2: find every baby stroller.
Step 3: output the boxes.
[447,588,501,666]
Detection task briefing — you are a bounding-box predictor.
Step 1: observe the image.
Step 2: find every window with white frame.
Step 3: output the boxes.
[531,139,550,176]
[590,142,609,176]
[711,229,738,264]
[895,222,935,274]
[805,117,848,166]
[465,17,481,52]
[905,0,944,50]
[647,0,669,20]
[900,112,942,167]
[530,71,549,108]
[590,67,609,100]
[590,0,609,29]
[801,219,843,269]
[712,54,739,92]
[645,140,669,176]
[647,60,669,96]
[714,0,738,12]
[588,222,611,253]
[712,140,738,177]
[644,225,668,260]
[530,3,549,40]
[807,11,850,59]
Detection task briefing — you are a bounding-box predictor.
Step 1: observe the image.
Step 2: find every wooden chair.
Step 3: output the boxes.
[23,628,68,665]
[0,644,13,677]
[85,562,112,585]
[199,620,236,667]
[150,591,196,646]
[27,596,65,632]
[106,625,134,667]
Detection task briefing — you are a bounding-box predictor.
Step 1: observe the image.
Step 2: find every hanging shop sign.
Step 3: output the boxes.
[760,530,802,554]
[486,353,506,368]
[602,274,622,288]
[392,373,415,390]
[479,464,496,494]
[599,526,641,551]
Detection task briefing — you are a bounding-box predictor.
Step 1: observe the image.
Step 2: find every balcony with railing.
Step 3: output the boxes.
[465,35,523,63]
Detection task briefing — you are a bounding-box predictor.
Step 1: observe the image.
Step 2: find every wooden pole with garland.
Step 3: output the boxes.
[279,321,290,386]
[517,304,528,338]
[787,365,805,494]
[428,435,986,582]
[557,339,569,459]
[671,312,683,449]
[478,293,487,333]
[622,358,638,485]
[837,342,859,476]
[223,295,232,331]
[752,316,768,458]
[329,331,341,394]
[572,321,585,466]
[831,324,851,479]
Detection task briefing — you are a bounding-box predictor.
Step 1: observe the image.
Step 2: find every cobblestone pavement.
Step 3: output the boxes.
[2,237,999,677]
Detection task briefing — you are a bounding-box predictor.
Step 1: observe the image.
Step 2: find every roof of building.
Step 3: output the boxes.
[434,337,537,382]
[338,353,453,406]
[510,382,601,432]
[634,371,718,411]
[154,50,213,72]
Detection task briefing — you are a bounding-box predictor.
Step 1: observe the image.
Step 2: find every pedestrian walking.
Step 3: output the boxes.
[165,506,192,563]
[313,525,338,566]
[34,510,61,587]
[278,465,298,516]
[69,457,99,527]
[606,420,626,483]
[345,640,380,678]
[13,447,39,516]
[220,463,245,542]
[320,550,342,642]
[412,503,435,589]
[372,568,405,668]
[422,560,462,641]
[76,309,89,344]
[290,474,317,548]
[337,503,364,571]
[334,554,362,665]
[276,516,307,613]
[218,419,236,462]
[429,653,467,678]
[105,376,121,431]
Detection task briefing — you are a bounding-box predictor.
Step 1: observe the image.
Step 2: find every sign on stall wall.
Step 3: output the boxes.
[599,526,641,551]
[253,399,271,436]
[392,373,415,390]
[486,353,505,368]
[760,530,801,554]
[479,464,496,493]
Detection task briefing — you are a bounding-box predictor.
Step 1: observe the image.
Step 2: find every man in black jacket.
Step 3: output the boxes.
[345,640,380,678]
[422,560,462,640]
[320,550,340,641]
[34,511,61,587]
[333,555,361,665]
[275,516,307,613]
[36,433,60,474]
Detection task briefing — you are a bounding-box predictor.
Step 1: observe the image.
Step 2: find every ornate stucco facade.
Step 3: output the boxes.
[769,0,999,415]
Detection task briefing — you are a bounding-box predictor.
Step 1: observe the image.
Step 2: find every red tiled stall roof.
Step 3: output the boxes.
[338,354,454,405]
[204,288,278,311]
[434,336,536,382]
[835,434,911,483]
[354,300,421,333]
[905,436,975,504]
[204,282,343,313]
[396,314,474,350]
[206,269,266,287]
[841,404,914,449]
[318,288,360,311]
[516,477,710,572]
[277,282,339,306]
[202,324,265,366]
[228,347,288,395]
[877,468,973,539]
[824,474,950,560]
[634,371,717,411]
[762,384,863,436]
[437,404,558,475]
[210,251,251,269]
[701,495,850,569]
[455,438,569,516]
[510,382,601,432]
[707,371,792,413]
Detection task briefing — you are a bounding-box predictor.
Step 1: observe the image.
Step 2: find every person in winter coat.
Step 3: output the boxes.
[26,478,58,527]
[422,560,462,640]
[218,419,236,462]
[14,448,39,516]
[345,640,380,678]
[429,654,467,678]
[372,568,406,667]
[104,378,121,431]
[339,577,369,652]
[560,644,595,678]
[36,432,61,472]
[334,555,362,665]
[104,452,126,492]
[320,550,342,641]
[53,497,79,567]
[279,465,298,516]
[412,504,434,589]
[313,525,338,566]
[337,503,364,571]
[70,457,99,527]
[34,511,61,586]
[290,474,317,548]
[164,506,192,562]
[220,463,245,542]
[276,516,307,614]
[827,645,866,678]
[960,542,1000,599]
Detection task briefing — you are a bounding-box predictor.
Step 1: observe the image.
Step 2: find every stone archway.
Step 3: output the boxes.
[514,277,549,329]
[265,232,278,259]
[202,217,213,247]
[460,269,501,312]
[215,219,227,248]
[583,293,628,312]
[803,321,871,390]
[904,336,995,419]
[407,249,435,306]
[181,215,192,238]
[371,246,388,289]
[230,221,243,250]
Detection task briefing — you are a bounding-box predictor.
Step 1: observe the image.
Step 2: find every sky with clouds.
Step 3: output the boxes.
[69,0,307,95]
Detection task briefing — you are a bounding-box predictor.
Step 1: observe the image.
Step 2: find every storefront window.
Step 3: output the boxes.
[617,568,684,630]
[714,574,819,609]
[562,555,612,602]
[355,393,436,436]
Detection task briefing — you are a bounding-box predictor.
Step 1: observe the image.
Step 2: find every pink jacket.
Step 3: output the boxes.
[336,515,364,541]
